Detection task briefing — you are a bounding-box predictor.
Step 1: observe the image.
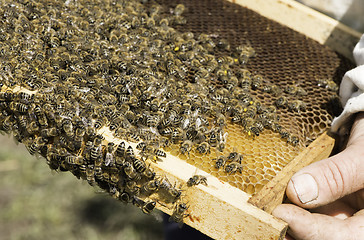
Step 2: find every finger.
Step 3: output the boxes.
[353,209,364,216]
[312,199,356,219]
[284,233,295,240]
[342,189,364,210]
[285,141,364,208]
[272,204,364,240]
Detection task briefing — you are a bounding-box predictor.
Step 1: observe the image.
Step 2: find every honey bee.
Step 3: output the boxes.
[110,172,120,185]
[231,113,242,123]
[142,201,156,214]
[187,175,207,187]
[90,143,102,163]
[171,127,183,144]
[251,75,262,90]
[146,18,156,29]
[119,191,131,204]
[140,145,166,162]
[40,127,58,137]
[17,115,28,129]
[142,179,160,195]
[160,177,182,202]
[74,127,85,148]
[271,122,282,133]
[269,85,282,96]
[109,186,120,199]
[197,116,209,127]
[62,119,74,138]
[126,180,140,196]
[243,105,257,119]
[180,140,192,155]
[279,129,290,140]
[146,115,160,128]
[86,165,96,186]
[240,76,251,91]
[159,117,171,129]
[33,105,42,118]
[227,151,243,163]
[284,84,307,96]
[326,81,339,92]
[154,148,167,158]
[127,130,140,142]
[123,161,139,180]
[215,155,227,169]
[296,87,307,96]
[284,85,297,95]
[250,120,264,137]
[126,146,135,161]
[109,116,123,131]
[262,84,273,93]
[28,136,47,155]
[317,79,339,91]
[174,4,186,16]
[133,157,146,173]
[17,92,32,103]
[0,91,14,102]
[225,162,243,174]
[142,166,156,180]
[102,171,110,182]
[170,202,189,223]
[217,132,228,152]
[197,141,210,154]
[215,114,226,128]
[65,155,84,165]
[104,142,115,167]
[46,147,61,171]
[9,99,28,114]
[136,142,147,151]
[216,38,230,51]
[275,96,288,108]
[241,116,254,129]
[115,141,125,164]
[287,100,307,112]
[208,129,218,147]
[26,120,39,135]
[287,135,299,146]
[149,98,160,112]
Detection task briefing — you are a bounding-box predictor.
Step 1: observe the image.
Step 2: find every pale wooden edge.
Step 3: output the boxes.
[248,131,335,213]
[230,0,362,61]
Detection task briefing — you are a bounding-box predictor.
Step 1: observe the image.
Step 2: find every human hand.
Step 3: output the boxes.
[272,112,364,240]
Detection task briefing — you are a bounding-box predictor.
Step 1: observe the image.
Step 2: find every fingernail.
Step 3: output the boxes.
[291,173,318,204]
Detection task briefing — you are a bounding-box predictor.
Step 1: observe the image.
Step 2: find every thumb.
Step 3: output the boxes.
[272,204,364,240]
[285,140,364,208]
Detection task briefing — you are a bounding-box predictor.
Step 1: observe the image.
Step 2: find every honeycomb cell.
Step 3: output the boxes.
[249,176,258,184]
[245,184,255,195]
[263,161,272,168]
[255,184,264,193]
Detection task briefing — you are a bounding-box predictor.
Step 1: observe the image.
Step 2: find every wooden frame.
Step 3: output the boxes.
[2,1,360,239]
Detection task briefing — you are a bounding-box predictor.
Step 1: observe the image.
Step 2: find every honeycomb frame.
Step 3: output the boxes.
[0,0,360,239]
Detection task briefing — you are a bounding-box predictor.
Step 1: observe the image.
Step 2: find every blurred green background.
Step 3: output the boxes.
[0,134,164,240]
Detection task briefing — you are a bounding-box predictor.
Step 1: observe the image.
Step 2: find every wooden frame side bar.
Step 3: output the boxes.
[230,0,362,61]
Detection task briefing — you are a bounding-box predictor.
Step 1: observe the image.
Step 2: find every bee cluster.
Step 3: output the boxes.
[0,0,341,222]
